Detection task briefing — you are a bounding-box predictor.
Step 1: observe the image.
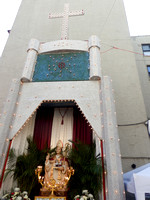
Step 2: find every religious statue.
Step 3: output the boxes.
[44,140,69,192]
[35,140,74,197]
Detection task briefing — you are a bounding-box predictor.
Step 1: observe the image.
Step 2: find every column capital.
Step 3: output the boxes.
[27,39,40,53]
[88,35,100,49]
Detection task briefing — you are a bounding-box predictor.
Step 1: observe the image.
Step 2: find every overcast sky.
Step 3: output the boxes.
[0,0,150,56]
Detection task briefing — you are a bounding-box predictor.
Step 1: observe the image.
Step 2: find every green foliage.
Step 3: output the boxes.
[67,141,102,200]
[5,137,55,199]
[5,138,102,200]
[4,149,17,180]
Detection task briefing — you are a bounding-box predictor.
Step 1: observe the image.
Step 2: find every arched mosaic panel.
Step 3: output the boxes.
[32,52,89,82]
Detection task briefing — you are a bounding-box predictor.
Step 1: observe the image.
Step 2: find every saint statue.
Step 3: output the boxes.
[42,140,70,196]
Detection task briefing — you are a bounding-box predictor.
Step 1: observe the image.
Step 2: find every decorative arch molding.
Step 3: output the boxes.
[8,81,102,140]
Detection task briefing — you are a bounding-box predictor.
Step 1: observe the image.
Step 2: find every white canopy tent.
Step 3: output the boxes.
[123,163,150,200]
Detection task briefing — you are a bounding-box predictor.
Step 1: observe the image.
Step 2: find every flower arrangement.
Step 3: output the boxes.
[74,190,95,200]
[2,188,30,200]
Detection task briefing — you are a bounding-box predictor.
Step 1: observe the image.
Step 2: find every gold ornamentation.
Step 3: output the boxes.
[35,141,74,197]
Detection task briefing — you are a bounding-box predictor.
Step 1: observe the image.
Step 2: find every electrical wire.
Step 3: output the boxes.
[100,0,117,35]
[101,43,144,56]
[101,47,114,54]
[118,120,147,127]
[113,46,144,55]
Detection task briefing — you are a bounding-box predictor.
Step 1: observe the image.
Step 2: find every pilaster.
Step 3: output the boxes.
[101,76,125,200]
[0,79,21,173]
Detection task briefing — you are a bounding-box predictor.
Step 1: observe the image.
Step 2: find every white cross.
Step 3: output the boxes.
[49,3,84,40]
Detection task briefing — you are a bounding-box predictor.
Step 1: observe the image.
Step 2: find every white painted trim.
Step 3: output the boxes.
[39,40,88,53]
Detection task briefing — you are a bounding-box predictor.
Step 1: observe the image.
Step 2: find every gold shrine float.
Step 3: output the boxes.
[35,141,74,199]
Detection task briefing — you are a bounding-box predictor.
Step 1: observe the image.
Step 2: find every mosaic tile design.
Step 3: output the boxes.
[32,52,89,82]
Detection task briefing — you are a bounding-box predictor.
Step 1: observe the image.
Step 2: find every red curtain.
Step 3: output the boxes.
[73,107,93,145]
[33,106,54,150]
[33,106,92,150]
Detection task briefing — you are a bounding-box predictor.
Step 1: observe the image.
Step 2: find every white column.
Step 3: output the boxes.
[88,35,101,80]
[101,76,125,200]
[21,39,40,82]
[0,79,21,174]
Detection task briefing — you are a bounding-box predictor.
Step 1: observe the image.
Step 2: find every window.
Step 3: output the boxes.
[142,44,150,56]
[147,65,150,77]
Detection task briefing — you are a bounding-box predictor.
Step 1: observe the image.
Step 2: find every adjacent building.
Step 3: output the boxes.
[131,35,150,119]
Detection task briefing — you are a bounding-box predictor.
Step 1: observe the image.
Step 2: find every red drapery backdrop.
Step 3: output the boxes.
[33,106,92,149]
[72,107,93,145]
[33,106,54,150]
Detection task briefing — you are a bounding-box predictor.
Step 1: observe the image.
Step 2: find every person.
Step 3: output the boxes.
[43,140,69,195]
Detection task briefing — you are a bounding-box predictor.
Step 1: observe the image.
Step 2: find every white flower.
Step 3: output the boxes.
[14,188,20,193]
[22,191,28,196]
[80,197,84,200]
[14,192,19,196]
[74,190,94,200]
[74,195,80,199]
[82,190,88,195]
[23,195,28,199]
[16,196,22,200]
[88,194,93,199]
[81,196,88,200]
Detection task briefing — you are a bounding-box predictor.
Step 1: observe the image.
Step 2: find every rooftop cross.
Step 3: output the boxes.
[49,3,84,40]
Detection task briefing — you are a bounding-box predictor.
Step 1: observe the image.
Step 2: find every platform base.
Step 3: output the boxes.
[35,196,66,200]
